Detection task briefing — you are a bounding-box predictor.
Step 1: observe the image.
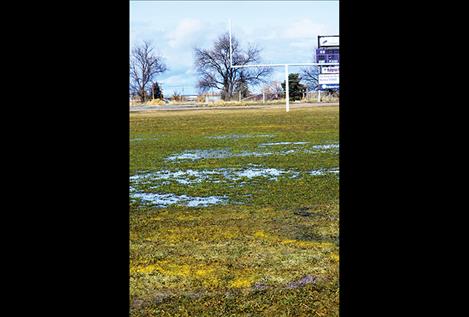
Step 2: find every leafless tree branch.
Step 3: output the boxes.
[129,40,167,102]
[194,33,272,100]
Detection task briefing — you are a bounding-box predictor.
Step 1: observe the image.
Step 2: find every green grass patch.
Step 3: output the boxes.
[130,106,339,316]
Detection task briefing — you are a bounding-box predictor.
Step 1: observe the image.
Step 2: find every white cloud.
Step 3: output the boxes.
[271,70,286,82]
[258,31,278,40]
[185,68,196,75]
[160,75,185,85]
[130,16,334,95]
[161,48,194,69]
[280,18,327,39]
[289,41,315,49]
[167,19,204,48]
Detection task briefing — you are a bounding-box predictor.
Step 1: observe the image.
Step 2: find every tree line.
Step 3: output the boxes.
[129,33,320,103]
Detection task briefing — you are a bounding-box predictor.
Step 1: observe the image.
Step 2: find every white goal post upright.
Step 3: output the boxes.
[228,19,339,112]
[285,64,289,112]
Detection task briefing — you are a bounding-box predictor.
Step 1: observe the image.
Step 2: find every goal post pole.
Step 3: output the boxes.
[285,64,289,112]
[229,19,233,67]
[228,19,338,111]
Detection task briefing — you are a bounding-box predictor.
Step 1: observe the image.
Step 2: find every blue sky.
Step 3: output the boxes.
[130,1,339,95]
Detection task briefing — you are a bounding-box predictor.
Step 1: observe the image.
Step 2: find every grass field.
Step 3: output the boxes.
[130,106,339,316]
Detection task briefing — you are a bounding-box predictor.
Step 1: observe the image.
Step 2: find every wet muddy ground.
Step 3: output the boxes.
[129,107,339,316]
[165,142,338,162]
[130,164,339,208]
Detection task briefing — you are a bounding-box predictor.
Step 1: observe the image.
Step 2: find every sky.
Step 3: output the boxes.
[130,0,339,96]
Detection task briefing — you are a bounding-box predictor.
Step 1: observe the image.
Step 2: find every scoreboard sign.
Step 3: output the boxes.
[318,35,339,47]
[316,48,340,64]
[320,66,340,74]
[317,35,339,91]
[320,84,339,90]
[319,84,339,90]
[318,74,339,85]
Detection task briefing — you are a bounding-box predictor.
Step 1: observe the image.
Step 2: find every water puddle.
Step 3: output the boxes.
[236,151,273,158]
[166,149,233,161]
[130,138,158,142]
[131,192,228,208]
[134,141,339,208]
[207,134,274,140]
[259,141,309,146]
[309,167,339,176]
[227,167,298,180]
[311,144,339,150]
[130,167,299,186]
[130,169,220,185]
[130,166,338,208]
[279,149,297,155]
[166,149,273,161]
[166,143,338,162]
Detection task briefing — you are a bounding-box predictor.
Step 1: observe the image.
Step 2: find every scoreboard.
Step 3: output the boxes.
[315,48,340,64]
[318,35,339,47]
[316,36,339,91]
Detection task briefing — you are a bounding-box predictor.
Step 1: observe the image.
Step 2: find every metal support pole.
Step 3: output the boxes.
[229,19,232,67]
[228,20,339,112]
[285,64,289,112]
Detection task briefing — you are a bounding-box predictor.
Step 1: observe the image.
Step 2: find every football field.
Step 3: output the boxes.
[130,105,339,316]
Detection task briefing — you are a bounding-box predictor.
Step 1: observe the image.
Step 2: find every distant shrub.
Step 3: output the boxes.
[146,98,166,105]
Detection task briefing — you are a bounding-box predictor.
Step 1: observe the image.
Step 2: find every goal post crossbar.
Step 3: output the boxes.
[230,63,339,68]
[228,19,339,112]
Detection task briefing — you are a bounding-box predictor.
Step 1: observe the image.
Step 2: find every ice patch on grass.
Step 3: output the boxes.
[259,141,309,146]
[303,143,339,155]
[185,195,228,207]
[165,149,274,161]
[132,192,180,206]
[130,138,158,142]
[130,169,220,185]
[130,167,299,187]
[166,142,338,162]
[129,166,338,208]
[207,134,274,140]
[166,149,232,161]
[309,167,339,176]
[131,192,229,208]
[227,167,298,181]
[311,144,339,150]
[236,151,273,157]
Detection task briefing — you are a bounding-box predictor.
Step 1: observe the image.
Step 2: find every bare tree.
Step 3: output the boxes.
[301,65,320,91]
[130,41,167,103]
[194,33,272,101]
[262,81,284,100]
[299,50,320,91]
